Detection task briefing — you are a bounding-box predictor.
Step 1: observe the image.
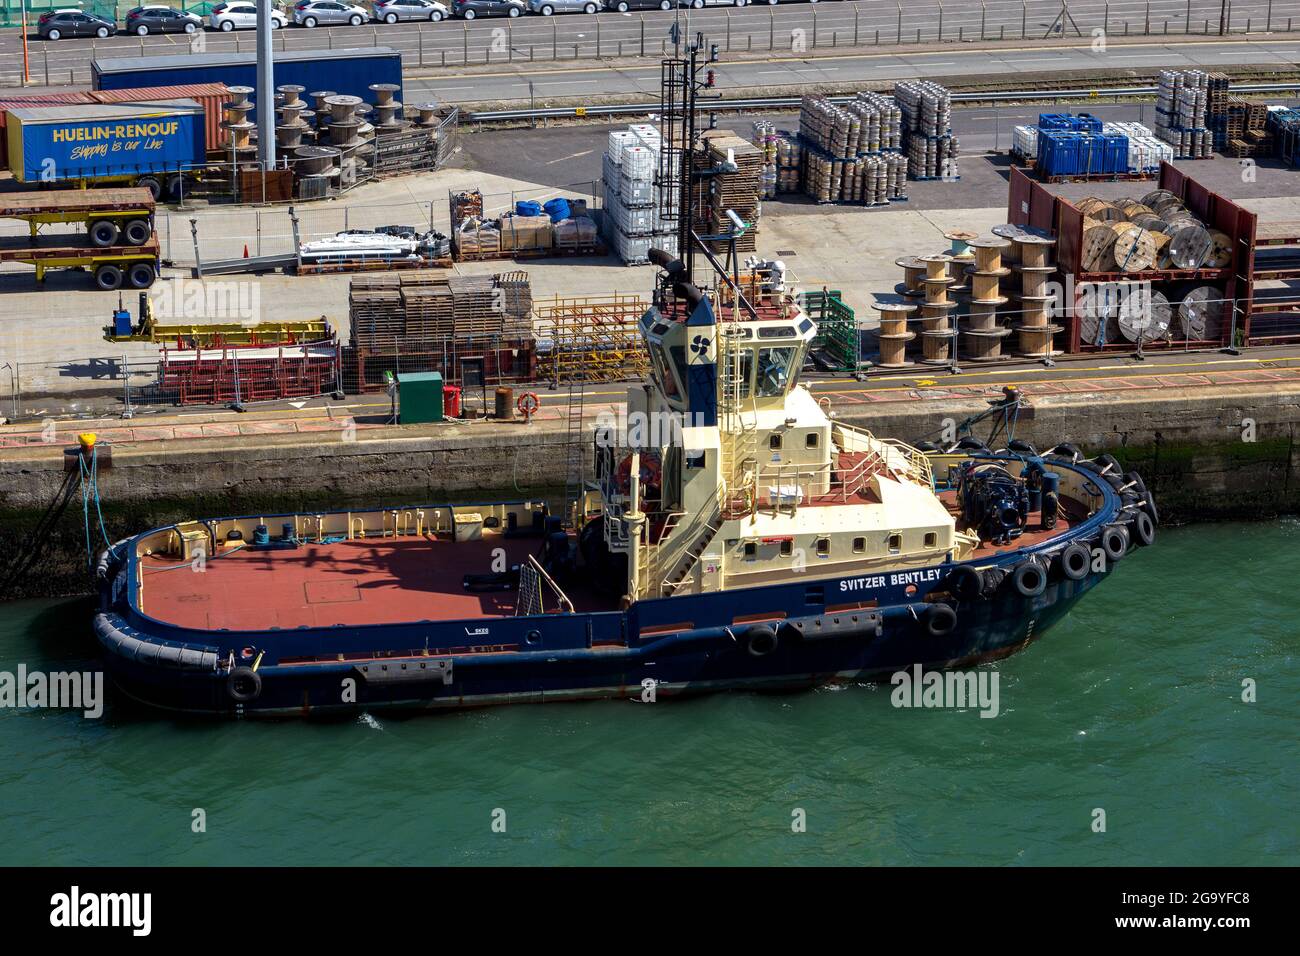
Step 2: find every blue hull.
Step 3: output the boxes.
[91,455,1154,718]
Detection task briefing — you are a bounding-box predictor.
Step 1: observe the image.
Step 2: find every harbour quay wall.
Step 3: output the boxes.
[0,382,1296,598]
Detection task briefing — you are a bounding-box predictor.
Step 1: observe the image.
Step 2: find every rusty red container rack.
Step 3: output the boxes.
[1247,220,1300,345]
[160,341,339,406]
[1007,163,1257,352]
[342,337,538,394]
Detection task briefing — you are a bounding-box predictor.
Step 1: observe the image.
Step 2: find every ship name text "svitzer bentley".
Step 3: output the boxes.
[839,568,944,593]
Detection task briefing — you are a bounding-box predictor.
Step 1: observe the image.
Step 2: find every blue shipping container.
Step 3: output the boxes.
[91,48,403,123]
[5,101,206,184]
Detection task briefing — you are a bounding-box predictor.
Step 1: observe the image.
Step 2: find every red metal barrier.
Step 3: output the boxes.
[160,342,338,406]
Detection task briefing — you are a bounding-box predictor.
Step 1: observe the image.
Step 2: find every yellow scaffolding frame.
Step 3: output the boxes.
[534,293,650,385]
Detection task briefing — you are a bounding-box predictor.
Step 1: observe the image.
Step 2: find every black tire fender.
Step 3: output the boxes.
[924,603,958,638]
[227,666,262,703]
[945,564,985,601]
[1132,510,1156,546]
[1058,542,1090,581]
[1011,559,1048,597]
[1101,525,1129,562]
[746,624,778,658]
[1143,490,1160,526]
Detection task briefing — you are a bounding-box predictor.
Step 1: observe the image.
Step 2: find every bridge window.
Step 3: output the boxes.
[756,347,796,397]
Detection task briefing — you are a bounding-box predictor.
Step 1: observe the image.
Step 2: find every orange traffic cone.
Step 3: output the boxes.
[243,244,249,258]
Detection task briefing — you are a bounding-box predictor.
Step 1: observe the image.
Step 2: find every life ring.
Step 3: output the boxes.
[1132,510,1156,546]
[1100,526,1129,562]
[924,603,958,637]
[1058,542,1090,581]
[516,392,540,421]
[746,624,779,657]
[945,565,986,601]
[1011,559,1047,597]
[227,666,262,703]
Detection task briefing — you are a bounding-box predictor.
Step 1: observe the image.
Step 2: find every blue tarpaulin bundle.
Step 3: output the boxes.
[516,200,544,217]
[543,198,571,223]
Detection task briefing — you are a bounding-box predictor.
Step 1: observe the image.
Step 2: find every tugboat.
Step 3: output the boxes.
[91,48,1157,718]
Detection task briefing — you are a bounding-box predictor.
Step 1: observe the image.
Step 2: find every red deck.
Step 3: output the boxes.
[140,536,608,632]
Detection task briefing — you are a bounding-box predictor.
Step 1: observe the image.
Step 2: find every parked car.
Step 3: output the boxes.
[450,0,524,18]
[371,0,448,21]
[124,5,203,35]
[209,2,289,30]
[293,1,370,26]
[529,0,599,14]
[37,9,115,40]
[604,0,675,10]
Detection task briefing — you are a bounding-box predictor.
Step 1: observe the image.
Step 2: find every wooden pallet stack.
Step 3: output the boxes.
[348,271,533,350]
[693,130,762,255]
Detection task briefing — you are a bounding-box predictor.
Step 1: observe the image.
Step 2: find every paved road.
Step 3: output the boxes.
[421,36,1300,104]
[0,0,1294,88]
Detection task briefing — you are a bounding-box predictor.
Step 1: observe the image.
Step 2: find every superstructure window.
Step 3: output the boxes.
[744,542,757,559]
[888,534,902,553]
[756,347,797,397]
[780,540,793,557]
[806,432,819,449]
[769,434,782,450]
[924,532,937,548]
[816,537,830,556]
[852,537,866,553]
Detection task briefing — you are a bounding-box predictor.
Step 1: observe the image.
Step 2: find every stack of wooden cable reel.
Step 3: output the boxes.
[872,299,919,368]
[1077,193,1231,273]
[918,254,961,364]
[961,236,1013,362]
[991,225,1061,359]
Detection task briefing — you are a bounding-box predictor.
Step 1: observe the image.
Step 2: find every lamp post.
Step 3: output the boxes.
[20,0,31,86]
[256,0,276,169]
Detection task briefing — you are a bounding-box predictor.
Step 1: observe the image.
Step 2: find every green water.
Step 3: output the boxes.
[1,521,1296,867]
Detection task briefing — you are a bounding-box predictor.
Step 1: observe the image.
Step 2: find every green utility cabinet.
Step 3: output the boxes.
[397,371,444,424]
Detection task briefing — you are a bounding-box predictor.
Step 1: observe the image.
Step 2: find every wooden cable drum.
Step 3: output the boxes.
[1130,212,1168,233]
[1118,289,1172,343]
[1082,218,1120,272]
[1141,188,1178,207]
[1158,203,1193,224]
[1079,199,1126,222]
[1151,231,1174,269]
[895,255,928,296]
[1079,302,1121,347]
[1205,230,1233,268]
[873,300,918,367]
[1111,223,1158,272]
[1074,197,1108,216]
[1119,199,1155,219]
[1167,223,1214,269]
[1178,285,1222,340]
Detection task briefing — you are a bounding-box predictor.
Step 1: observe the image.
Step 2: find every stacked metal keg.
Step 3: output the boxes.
[1153,70,1213,158]
[895,80,960,179]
